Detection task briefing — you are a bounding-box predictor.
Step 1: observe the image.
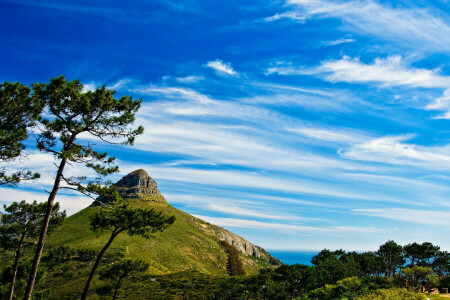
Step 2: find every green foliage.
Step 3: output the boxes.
[82,204,176,299]
[23,75,144,299]
[97,259,150,299]
[354,288,426,300]
[403,266,434,288]
[0,200,65,299]
[303,276,397,300]
[311,250,363,285]
[34,75,143,173]
[270,264,316,298]
[90,205,176,238]
[432,251,450,277]
[220,241,245,276]
[377,240,404,276]
[439,275,450,289]
[0,81,43,186]
[0,201,65,250]
[403,242,440,267]
[44,246,97,264]
[0,258,49,299]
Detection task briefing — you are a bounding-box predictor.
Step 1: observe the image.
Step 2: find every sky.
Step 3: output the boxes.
[1,0,450,251]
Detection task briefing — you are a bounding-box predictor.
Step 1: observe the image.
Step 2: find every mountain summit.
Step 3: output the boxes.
[49,169,280,283]
[115,169,166,203]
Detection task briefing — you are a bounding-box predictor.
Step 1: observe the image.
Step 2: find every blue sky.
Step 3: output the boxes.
[1,0,450,251]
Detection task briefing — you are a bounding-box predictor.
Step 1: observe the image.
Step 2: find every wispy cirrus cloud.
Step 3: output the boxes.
[352,208,450,227]
[268,56,450,89]
[195,215,386,235]
[426,89,450,119]
[340,134,450,169]
[205,59,238,76]
[265,0,450,52]
[322,38,355,46]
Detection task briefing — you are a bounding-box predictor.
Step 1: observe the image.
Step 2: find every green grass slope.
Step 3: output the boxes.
[47,199,275,277]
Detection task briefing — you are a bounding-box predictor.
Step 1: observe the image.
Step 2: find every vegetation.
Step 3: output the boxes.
[81,204,175,299]
[211,240,449,300]
[220,241,246,276]
[0,201,65,300]
[15,75,144,299]
[355,288,426,300]
[1,200,448,299]
[0,81,43,186]
[96,259,150,299]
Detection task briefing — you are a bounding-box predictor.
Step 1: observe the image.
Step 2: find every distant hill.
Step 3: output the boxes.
[48,169,280,277]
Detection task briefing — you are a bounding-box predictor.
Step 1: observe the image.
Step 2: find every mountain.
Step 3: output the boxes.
[48,169,280,277]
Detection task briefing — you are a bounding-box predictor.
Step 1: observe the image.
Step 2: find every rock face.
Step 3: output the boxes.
[215,230,265,258]
[115,169,166,202]
[96,169,167,205]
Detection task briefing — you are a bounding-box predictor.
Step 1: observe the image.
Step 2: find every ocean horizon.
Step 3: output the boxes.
[268,250,318,266]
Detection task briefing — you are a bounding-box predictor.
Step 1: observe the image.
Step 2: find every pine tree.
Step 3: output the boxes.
[81,205,175,299]
[0,201,65,300]
[23,76,143,300]
[97,259,150,300]
[0,81,43,186]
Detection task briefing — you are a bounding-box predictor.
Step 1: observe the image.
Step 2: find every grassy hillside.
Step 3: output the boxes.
[47,199,274,276]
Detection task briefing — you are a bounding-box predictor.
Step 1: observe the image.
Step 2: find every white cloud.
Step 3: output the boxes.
[288,127,369,144]
[205,59,238,76]
[340,134,450,169]
[206,204,321,221]
[195,215,385,234]
[426,89,450,119]
[175,75,204,83]
[352,208,450,227]
[107,79,133,90]
[320,56,450,88]
[323,38,355,46]
[0,188,91,216]
[82,82,97,93]
[266,0,450,52]
[268,56,450,89]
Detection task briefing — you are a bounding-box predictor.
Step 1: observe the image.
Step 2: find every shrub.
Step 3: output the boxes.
[220,241,245,276]
[355,288,426,300]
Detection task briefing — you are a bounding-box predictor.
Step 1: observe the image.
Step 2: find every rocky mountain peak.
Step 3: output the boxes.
[116,169,158,190]
[115,169,166,203]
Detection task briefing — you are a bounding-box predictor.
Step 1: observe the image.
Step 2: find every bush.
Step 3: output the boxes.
[440,275,450,290]
[220,241,245,276]
[355,288,426,300]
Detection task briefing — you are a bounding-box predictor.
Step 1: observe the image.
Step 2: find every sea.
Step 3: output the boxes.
[268,250,318,265]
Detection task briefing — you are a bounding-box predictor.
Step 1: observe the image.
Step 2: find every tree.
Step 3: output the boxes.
[402,266,434,288]
[24,76,143,300]
[403,242,440,267]
[81,205,175,299]
[357,251,382,276]
[0,259,49,300]
[377,240,404,277]
[220,240,245,276]
[0,201,65,300]
[432,251,450,277]
[97,259,149,300]
[0,81,43,186]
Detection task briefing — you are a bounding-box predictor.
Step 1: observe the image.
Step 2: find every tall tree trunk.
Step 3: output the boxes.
[8,233,25,300]
[112,277,124,300]
[81,230,120,300]
[23,157,67,300]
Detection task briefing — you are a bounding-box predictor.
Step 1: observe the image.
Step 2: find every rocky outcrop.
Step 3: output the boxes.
[115,169,166,202]
[191,217,280,265]
[215,230,264,258]
[96,169,167,204]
